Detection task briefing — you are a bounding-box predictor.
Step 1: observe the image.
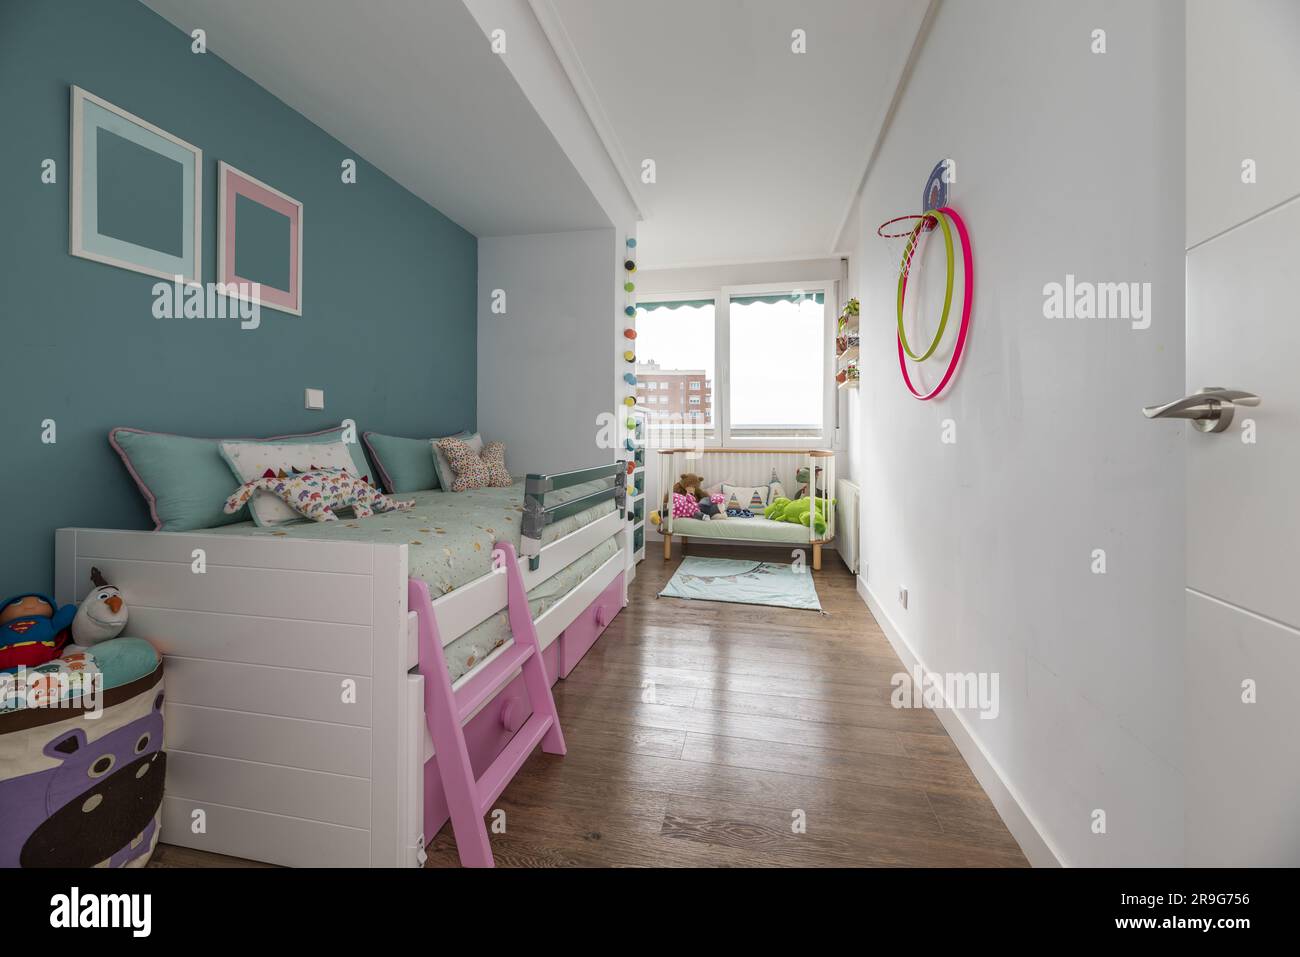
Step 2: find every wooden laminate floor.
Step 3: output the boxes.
[150,543,1026,869]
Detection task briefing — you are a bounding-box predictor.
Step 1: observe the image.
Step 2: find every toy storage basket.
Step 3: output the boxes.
[0,638,165,868]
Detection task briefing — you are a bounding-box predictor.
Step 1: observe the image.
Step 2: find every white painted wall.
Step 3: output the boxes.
[461,0,641,234]
[637,259,844,297]
[477,228,617,474]
[462,0,641,479]
[852,0,1185,866]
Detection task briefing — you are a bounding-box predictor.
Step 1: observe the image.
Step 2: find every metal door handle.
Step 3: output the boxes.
[1143,387,1260,433]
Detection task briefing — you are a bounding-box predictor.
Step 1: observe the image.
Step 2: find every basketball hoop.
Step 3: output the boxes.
[875,206,974,401]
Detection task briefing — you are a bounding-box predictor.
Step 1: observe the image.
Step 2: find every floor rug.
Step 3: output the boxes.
[658,556,822,611]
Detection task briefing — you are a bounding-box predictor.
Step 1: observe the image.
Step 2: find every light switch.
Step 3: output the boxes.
[305,388,325,410]
[898,586,908,610]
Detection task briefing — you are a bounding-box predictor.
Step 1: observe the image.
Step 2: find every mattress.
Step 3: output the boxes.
[206,478,620,682]
[668,515,827,544]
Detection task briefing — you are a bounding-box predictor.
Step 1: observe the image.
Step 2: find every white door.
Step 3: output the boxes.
[1168,0,1300,866]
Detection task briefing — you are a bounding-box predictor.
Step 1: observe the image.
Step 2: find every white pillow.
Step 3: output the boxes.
[431,431,481,490]
[220,440,359,526]
[721,483,770,512]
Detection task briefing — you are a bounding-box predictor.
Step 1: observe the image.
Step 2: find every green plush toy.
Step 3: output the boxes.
[763,496,833,537]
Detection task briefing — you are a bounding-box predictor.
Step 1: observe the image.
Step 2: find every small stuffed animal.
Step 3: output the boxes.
[794,465,826,499]
[670,491,700,519]
[71,567,129,646]
[671,473,726,521]
[0,593,76,673]
[225,468,414,523]
[764,496,833,536]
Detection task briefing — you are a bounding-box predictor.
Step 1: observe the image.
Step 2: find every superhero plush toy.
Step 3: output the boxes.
[0,593,76,673]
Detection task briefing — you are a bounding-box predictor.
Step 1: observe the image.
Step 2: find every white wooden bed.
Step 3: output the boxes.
[54,497,628,868]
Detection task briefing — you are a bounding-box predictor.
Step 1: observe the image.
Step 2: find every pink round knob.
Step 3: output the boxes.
[500,697,526,732]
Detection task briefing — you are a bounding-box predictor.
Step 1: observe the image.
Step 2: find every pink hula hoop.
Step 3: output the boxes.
[896,205,973,400]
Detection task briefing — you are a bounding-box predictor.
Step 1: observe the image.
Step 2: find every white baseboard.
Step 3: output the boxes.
[856,576,1063,868]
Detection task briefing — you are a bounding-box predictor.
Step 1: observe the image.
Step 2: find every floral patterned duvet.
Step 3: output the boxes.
[207,478,620,682]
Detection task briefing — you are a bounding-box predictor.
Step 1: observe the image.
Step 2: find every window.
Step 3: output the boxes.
[728,292,826,435]
[634,298,716,432]
[635,284,833,446]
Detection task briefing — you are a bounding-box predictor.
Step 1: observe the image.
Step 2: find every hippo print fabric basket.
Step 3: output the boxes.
[0,638,165,868]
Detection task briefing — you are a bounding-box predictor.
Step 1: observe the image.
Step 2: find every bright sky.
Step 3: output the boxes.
[636,299,824,427]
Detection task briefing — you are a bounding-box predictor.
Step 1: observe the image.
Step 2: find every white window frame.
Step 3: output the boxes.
[636,291,720,443]
[636,281,837,449]
[721,280,836,448]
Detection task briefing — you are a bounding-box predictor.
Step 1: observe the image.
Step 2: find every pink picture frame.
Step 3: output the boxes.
[216,161,303,316]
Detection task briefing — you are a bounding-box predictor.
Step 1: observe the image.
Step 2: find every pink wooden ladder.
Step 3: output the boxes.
[409,540,566,868]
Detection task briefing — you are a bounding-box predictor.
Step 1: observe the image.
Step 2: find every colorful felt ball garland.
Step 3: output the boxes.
[622,237,638,471]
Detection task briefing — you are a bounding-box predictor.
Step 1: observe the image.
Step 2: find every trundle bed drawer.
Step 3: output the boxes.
[557,572,623,678]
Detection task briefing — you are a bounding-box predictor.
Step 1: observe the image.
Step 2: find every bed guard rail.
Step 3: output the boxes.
[521,462,626,570]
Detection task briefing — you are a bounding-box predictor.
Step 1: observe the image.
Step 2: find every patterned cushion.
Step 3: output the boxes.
[767,467,787,502]
[220,440,361,526]
[437,438,511,492]
[430,431,479,490]
[722,483,770,512]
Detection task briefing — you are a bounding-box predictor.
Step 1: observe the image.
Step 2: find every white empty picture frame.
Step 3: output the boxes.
[69,86,202,284]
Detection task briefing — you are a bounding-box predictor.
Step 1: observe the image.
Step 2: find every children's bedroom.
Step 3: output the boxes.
[2,0,1295,905]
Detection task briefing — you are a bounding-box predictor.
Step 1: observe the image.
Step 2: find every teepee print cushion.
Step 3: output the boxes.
[767,467,787,502]
[438,437,512,492]
[722,483,769,512]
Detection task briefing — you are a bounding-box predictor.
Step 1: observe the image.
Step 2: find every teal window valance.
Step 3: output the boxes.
[637,299,715,311]
[730,292,825,306]
[638,292,824,311]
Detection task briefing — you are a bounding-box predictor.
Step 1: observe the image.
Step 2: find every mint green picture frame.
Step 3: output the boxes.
[69,86,202,284]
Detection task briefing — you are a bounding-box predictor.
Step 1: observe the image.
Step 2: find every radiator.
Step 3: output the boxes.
[836,478,860,573]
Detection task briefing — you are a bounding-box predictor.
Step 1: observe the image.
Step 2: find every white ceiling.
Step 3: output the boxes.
[140,0,610,236]
[547,0,928,268]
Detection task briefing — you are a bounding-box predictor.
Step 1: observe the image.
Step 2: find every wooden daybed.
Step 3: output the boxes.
[655,448,836,570]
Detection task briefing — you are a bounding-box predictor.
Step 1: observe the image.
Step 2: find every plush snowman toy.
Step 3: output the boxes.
[70,567,129,646]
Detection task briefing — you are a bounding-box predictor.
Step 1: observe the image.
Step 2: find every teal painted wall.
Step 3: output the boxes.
[0,0,477,595]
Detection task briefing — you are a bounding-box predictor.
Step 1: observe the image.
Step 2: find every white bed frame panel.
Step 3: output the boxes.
[55,510,628,868]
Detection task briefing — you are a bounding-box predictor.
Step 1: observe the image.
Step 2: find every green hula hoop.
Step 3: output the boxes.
[896,209,954,362]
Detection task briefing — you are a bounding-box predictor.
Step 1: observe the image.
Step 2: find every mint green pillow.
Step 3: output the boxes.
[87,637,160,690]
[362,432,441,493]
[111,425,372,531]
